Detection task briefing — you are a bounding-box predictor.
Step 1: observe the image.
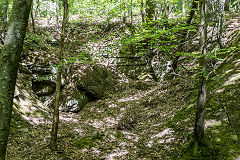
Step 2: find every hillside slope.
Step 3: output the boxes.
[5,14,240,160]
[7,47,240,159]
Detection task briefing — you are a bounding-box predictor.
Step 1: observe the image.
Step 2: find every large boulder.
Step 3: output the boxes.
[76,65,112,100]
[61,64,114,112]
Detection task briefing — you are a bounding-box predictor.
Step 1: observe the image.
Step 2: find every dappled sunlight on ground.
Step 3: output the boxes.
[73,128,84,135]
[122,131,140,142]
[87,119,105,130]
[87,117,118,130]
[108,103,117,108]
[103,117,118,128]
[104,149,129,160]
[20,115,48,125]
[224,72,240,86]
[60,112,79,123]
[117,86,159,103]
[205,119,222,129]
[234,59,240,67]
[151,128,174,139]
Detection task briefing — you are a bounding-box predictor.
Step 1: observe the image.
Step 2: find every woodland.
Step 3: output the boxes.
[0,0,240,159]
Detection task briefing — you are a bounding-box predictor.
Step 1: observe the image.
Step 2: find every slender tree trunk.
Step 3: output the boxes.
[172,0,198,72]
[47,0,50,24]
[130,0,133,23]
[218,0,225,49]
[140,0,145,23]
[122,0,126,23]
[35,0,41,18]
[50,0,68,151]
[0,0,32,159]
[144,0,157,80]
[193,0,208,153]
[31,3,36,33]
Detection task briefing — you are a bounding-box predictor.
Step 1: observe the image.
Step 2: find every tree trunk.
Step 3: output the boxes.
[47,0,51,24]
[172,0,198,72]
[0,0,32,159]
[130,0,133,23]
[31,3,36,33]
[35,0,41,18]
[140,0,145,23]
[193,0,208,152]
[2,0,9,39]
[218,0,225,49]
[50,0,68,151]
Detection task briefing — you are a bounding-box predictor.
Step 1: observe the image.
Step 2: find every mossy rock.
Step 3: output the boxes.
[76,65,113,99]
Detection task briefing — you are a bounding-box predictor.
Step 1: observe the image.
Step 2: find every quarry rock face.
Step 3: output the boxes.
[17,62,114,113]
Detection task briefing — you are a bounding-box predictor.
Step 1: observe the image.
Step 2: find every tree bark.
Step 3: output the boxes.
[130,0,133,23]
[218,0,225,49]
[31,3,36,33]
[0,0,32,159]
[50,0,68,151]
[35,0,41,18]
[193,0,208,151]
[1,0,9,39]
[140,0,145,23]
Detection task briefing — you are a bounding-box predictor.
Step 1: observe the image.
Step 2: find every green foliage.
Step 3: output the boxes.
[33,76,48,82]
[73,137,95,149]
[68,0,130,21]
[65,51,98,65]
[119,18,198,58]
[25,33,52,51]
[180,124,240,160]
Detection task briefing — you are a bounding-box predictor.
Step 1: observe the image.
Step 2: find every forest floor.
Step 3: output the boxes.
[8,75,197,160]
[4,13,240,160]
